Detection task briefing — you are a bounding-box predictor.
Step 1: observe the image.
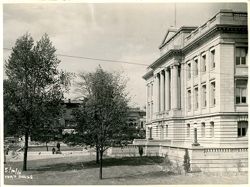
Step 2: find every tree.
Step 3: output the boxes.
[31,120,62,151]
[65,67,130,179]
[4,33,70,171]
[4,79,20,137]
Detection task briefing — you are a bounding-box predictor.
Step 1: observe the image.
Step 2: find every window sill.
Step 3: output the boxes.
[235,104,248,106]
[237,136,248,139]
[236,65,248,68]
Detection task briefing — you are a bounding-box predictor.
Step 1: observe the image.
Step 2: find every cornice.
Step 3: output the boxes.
[142,69,153,80]
[146,24,247,75]
[182,24,248,54]
[149,49,182,69]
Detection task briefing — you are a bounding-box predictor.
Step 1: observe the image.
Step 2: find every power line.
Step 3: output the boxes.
[3,47,149,67]
[3,47,240,76]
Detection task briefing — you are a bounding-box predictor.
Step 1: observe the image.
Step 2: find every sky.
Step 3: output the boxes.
[2,1,247,108]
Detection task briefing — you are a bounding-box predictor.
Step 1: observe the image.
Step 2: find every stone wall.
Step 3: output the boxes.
[107,144,248,172]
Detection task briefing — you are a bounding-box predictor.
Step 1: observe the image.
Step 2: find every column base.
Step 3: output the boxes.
[192,143,200,146]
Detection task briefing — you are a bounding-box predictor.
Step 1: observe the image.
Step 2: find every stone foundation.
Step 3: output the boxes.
[107,143,248,172]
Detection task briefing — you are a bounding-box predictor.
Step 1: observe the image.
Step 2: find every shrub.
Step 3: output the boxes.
[138,146,143,157]
[162,153,172,172]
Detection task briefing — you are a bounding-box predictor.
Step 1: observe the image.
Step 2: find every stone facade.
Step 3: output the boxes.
[143,10,248,149]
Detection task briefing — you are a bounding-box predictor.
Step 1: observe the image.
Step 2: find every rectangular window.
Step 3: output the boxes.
[151,103,153,118]
[211,49,215,69]
[238,121,248,137]
[156,126,158,137]
[149,127,152,139]
[187,124,190,137]
[187,89,191,111]
[201,123,205,137]
[210,122,214,137]
[236,79,248,104]
[165,125,168,138]
[151,83,153,97]
[194,87,199,110]
[194,59,198,76]
[187,63,191,80]
[210,81,216,107]
[202,84,207,108]
[201,54,206,73]
[236,48,247,66]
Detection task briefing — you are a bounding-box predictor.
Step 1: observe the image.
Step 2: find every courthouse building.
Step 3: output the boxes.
[141,10,248,171]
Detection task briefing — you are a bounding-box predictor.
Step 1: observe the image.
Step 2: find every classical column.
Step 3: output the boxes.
[157,73,160,112]
[153,75,157,114]
[165,68,170,111]
[171,65,178,109]
[153,74,160,113]
[160,70,165,112]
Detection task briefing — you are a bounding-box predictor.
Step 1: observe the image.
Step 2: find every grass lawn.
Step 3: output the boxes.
[4,155,248,185]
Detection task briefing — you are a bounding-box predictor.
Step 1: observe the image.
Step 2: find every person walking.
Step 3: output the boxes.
[52,147,55,154]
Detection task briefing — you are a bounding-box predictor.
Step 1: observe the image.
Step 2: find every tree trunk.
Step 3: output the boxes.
[46,142,48,151]
[96,146,99,164]
[23,130,29,171]
[99,148,103,180]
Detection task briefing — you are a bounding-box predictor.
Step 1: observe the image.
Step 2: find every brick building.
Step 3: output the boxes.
[61,100,146,135]
[140,10,248,171]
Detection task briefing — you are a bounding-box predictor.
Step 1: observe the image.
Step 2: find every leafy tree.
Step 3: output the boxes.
[31,120,63,151]
[64,67,130,179]
[4,33,70,171]
[4,79,20,137]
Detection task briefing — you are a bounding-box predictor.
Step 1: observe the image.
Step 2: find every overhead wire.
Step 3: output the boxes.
[3,47,240,76]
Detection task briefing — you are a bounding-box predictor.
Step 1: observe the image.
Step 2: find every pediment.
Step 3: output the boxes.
[161,27,178,46]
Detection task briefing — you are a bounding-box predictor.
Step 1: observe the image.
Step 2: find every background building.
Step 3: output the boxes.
[61,100,146,137]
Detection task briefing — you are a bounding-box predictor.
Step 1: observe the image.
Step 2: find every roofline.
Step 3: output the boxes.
[184,10,247,42]
[182,24,248,54]
[146,24,247,73]
[159,26,198,49]
[142,69,153,80]
[160,27,178,46]
[148,49,182,69]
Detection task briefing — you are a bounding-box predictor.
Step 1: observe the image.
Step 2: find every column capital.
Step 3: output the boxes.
[164,67,170,71]
[170,63,179,69]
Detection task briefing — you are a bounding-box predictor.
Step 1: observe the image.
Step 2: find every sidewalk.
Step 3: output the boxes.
[6,150,93,162]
